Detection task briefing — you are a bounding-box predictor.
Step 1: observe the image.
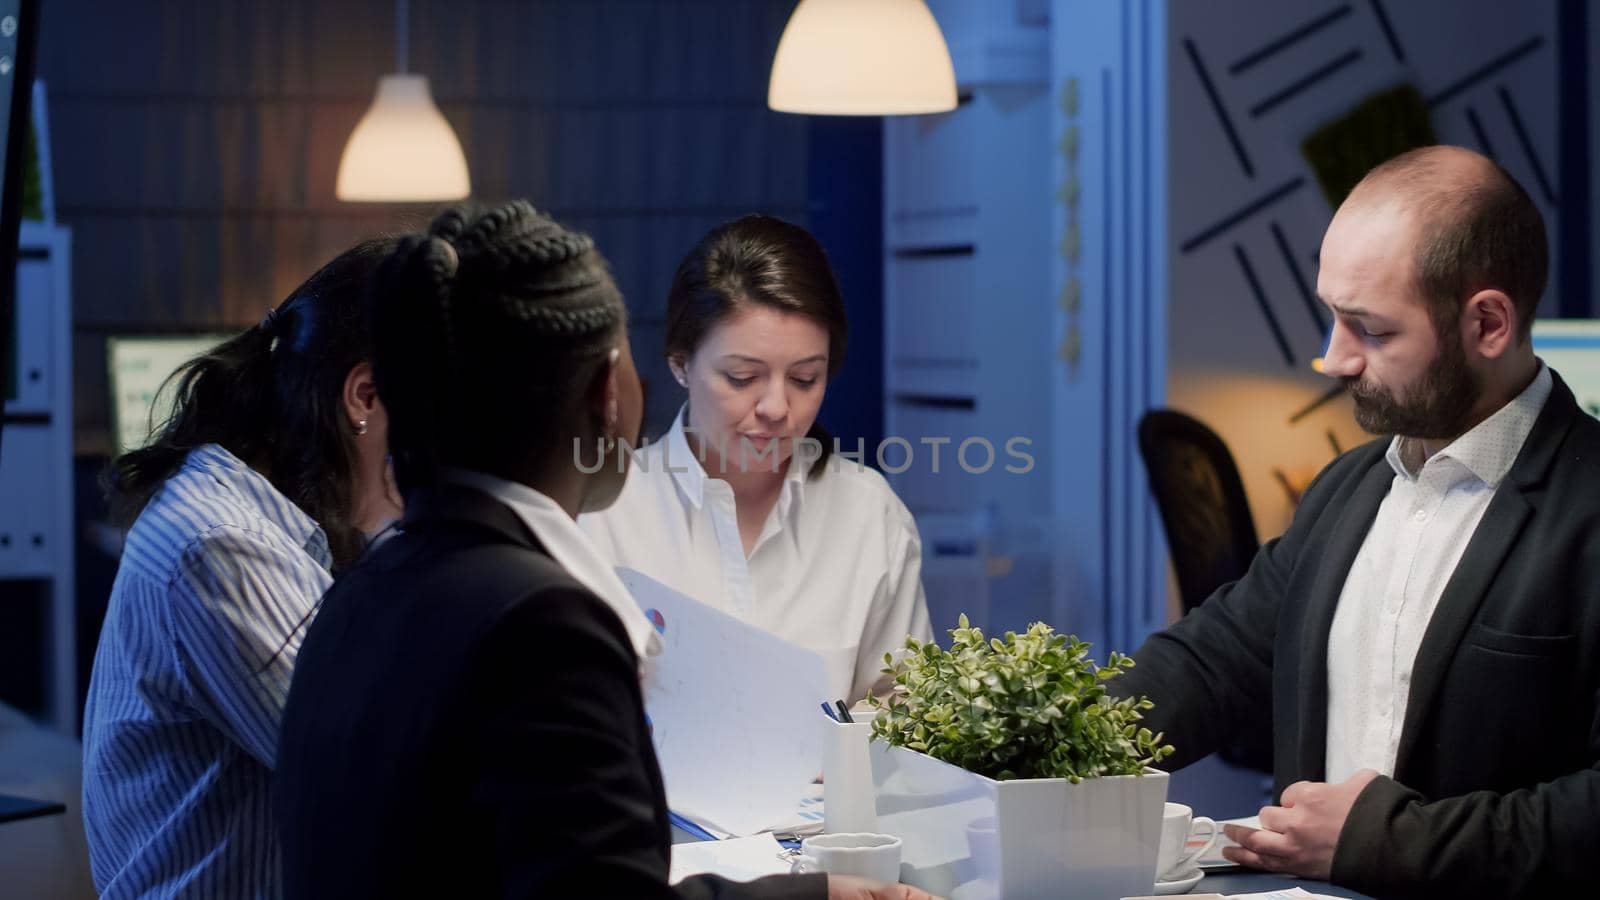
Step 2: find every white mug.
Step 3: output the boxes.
[1156,802,1218,880]
[789,832,902,882]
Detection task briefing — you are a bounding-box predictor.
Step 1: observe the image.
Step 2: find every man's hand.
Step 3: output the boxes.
[1221,768,1380,880]
[827,874,941,900]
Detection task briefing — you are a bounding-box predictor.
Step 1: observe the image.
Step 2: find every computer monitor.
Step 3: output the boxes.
[106,334,231,456]
[1530,319,1600,419]
[0,0,38,460]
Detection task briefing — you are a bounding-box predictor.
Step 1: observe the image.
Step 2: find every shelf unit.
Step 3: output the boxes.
[1,221,75,733]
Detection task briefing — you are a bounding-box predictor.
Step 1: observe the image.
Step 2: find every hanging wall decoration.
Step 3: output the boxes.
[1055,76,1082,376]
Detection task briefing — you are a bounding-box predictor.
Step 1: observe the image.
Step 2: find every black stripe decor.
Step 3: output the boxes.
[1465,106,1498,160]
[1498,85,1557,206]
[1426,36,1544,108]
[1249,49,1363,118]
[1367,0,1406,63]
[1183,37,1254,178]
[1229,5,1353,74]
[1270,221,1327,336]
[1180,178,1305,253]
[1233,243,1296,368]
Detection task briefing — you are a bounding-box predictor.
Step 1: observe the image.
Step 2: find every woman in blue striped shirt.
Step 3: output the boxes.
[82,237,404,898]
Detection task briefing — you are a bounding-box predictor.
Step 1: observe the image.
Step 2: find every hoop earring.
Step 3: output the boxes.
[355,419,369,437]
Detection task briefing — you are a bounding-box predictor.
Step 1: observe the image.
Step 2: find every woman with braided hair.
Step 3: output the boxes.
[274,202,931,900]
[82,237,404,898]
[581,214,932,705]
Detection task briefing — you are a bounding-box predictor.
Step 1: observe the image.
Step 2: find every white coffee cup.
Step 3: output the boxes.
[964,816,1000,884]
[789,832,902,882]
[1156,802,1218,880]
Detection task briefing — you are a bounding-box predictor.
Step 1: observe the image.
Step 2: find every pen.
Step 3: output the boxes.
[834,700,853,723]
[820,701,839,722]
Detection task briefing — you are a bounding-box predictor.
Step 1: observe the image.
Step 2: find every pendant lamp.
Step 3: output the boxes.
[336,0,470,202]
[768,0,957,115]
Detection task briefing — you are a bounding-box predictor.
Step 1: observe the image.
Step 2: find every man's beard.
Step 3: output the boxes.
[1342,331,1479,440]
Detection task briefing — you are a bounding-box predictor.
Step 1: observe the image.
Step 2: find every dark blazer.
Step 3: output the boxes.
[1116,372,1600,899]
[275,485,823,900]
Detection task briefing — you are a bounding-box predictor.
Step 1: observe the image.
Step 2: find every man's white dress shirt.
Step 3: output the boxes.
[1325,365,1551,782]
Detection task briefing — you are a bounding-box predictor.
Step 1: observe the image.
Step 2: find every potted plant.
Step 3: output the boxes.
[865,615,1174,900]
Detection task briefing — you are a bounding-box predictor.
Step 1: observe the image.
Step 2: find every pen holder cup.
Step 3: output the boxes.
[822,713,879,834]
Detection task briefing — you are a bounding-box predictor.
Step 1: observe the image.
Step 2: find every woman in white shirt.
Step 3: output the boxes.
[581,214,932,703]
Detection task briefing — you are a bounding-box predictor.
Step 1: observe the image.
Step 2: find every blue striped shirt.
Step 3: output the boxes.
[83,444,332,898]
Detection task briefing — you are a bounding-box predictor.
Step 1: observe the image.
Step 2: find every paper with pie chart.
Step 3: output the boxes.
[618,567,828,837]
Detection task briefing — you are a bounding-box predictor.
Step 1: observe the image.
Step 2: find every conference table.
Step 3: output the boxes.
[669,733,1377,897]
[671,823,1374,899]
[1192,868,1372,898]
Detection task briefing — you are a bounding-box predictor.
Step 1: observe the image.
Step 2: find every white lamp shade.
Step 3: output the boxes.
[768,0,957,115]
[336,74,471,202]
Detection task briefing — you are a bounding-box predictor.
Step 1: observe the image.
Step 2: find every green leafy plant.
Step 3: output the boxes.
[867,615,1175,782]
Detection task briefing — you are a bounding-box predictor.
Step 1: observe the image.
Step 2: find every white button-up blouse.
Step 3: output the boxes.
[580,409,933,702]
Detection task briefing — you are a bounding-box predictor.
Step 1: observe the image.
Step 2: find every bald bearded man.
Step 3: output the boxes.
[1113,145,1600,898]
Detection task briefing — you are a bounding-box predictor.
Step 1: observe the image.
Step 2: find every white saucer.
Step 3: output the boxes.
[1152,867,1204,895]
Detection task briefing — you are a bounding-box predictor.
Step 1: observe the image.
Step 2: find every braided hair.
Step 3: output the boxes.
[107,237,399,569]
[372,201,627,492]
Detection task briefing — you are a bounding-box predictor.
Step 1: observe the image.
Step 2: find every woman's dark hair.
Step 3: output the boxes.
[372,201,626,493]
[664,214,848,479]
[106,237,399,569]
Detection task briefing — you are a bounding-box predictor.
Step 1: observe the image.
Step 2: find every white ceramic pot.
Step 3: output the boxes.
[868,741,1168,900]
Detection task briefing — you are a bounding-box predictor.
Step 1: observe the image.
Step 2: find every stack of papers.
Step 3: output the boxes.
[669,834,792,884]
[1228,883,1344,890]
[621,569,829,837]
[1126,883,1350,890]
[760,782,825,839]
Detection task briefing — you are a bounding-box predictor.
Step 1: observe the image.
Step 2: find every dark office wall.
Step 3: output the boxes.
[808,116,884,452]
[38,0,816,449]
[1167,0,1566,542]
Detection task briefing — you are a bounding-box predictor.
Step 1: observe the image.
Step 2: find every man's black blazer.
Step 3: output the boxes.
[1116,371,1600,899]
[275,484,823,899]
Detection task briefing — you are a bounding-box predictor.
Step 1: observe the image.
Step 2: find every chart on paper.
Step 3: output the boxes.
[620,567,828,837]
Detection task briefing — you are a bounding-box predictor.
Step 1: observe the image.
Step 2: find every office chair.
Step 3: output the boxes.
[1137,409,1260,615]
[1137,409,1272,773]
